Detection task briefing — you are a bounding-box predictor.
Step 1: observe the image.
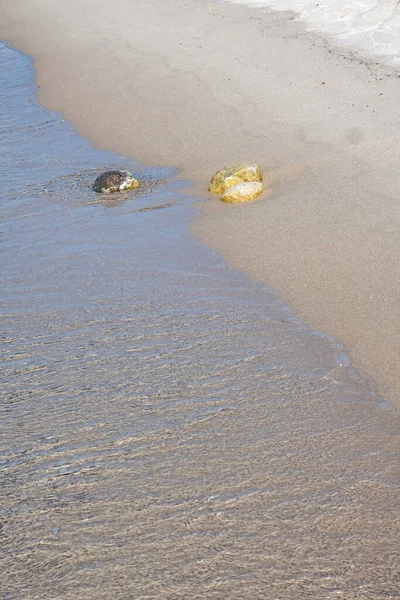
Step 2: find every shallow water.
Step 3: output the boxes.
[1,42,399,600]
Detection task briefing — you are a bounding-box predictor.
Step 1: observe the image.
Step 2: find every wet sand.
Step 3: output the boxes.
[1,41,400,599]
[1,0,400,409]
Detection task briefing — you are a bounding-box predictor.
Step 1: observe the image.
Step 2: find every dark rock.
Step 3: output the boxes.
[93,170,140,194]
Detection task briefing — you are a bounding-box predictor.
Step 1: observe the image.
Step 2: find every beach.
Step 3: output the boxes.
[1,0,400,408]
[1,1,400,598]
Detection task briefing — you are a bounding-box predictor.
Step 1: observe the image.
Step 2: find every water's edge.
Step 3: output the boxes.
[1,41,399,600]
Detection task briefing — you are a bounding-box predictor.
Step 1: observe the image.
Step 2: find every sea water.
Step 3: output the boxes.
[1,41,399,599]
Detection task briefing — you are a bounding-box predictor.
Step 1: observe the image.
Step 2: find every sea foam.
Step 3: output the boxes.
[224,0,400,68]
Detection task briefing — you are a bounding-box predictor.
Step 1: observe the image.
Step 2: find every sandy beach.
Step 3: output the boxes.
[2,3,400,598]
[1,0,400,409]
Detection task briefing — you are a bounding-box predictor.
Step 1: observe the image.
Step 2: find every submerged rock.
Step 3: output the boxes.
[221,181,264,203]
[93,170,140,194]
[209,163,263,195]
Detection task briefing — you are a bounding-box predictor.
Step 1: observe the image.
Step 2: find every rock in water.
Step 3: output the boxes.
[221,181,264,203]
[93,170,140,194]
[209,164,263,195]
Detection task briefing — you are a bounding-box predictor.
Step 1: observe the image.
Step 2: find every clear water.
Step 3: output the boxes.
[1,42,399,600]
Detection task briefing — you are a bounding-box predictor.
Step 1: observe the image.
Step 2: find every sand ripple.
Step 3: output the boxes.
[1,41,399,600]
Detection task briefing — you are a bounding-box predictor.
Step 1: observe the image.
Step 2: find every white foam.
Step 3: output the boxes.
[224,0,400,68]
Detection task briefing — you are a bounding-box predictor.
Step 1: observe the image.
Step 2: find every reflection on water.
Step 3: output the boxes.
[1,42,399,600]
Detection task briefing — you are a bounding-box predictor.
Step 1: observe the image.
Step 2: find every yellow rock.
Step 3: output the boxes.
[208,163,263,195]
[221,181,264,203]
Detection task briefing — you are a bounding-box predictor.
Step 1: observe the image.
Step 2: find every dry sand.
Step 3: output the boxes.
[1,0,400,408]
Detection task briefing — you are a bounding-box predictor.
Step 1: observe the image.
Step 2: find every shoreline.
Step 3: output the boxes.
[3,40,400,600]
[2,0,400,408]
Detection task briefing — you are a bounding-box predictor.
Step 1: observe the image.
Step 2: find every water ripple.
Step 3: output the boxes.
[1,41,399,600]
